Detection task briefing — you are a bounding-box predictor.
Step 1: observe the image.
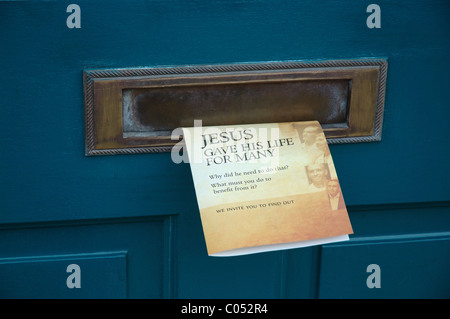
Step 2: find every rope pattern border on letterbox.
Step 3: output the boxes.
[83,58,388,156]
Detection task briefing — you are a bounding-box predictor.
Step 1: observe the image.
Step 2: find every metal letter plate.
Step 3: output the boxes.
[84,59,387,155]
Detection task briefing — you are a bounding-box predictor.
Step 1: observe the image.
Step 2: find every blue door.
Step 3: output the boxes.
[1,0,449,299]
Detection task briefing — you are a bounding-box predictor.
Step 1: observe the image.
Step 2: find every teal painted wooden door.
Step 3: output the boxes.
[1,0,449,298]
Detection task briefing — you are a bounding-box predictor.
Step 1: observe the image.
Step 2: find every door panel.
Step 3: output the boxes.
[0,252,127,299]
[319,234,450,298]
[0,217,176,298]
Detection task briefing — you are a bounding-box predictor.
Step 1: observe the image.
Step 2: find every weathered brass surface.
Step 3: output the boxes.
[84,59,387,155]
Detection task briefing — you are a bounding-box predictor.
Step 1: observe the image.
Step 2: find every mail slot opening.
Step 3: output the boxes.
[122,79,350,138]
